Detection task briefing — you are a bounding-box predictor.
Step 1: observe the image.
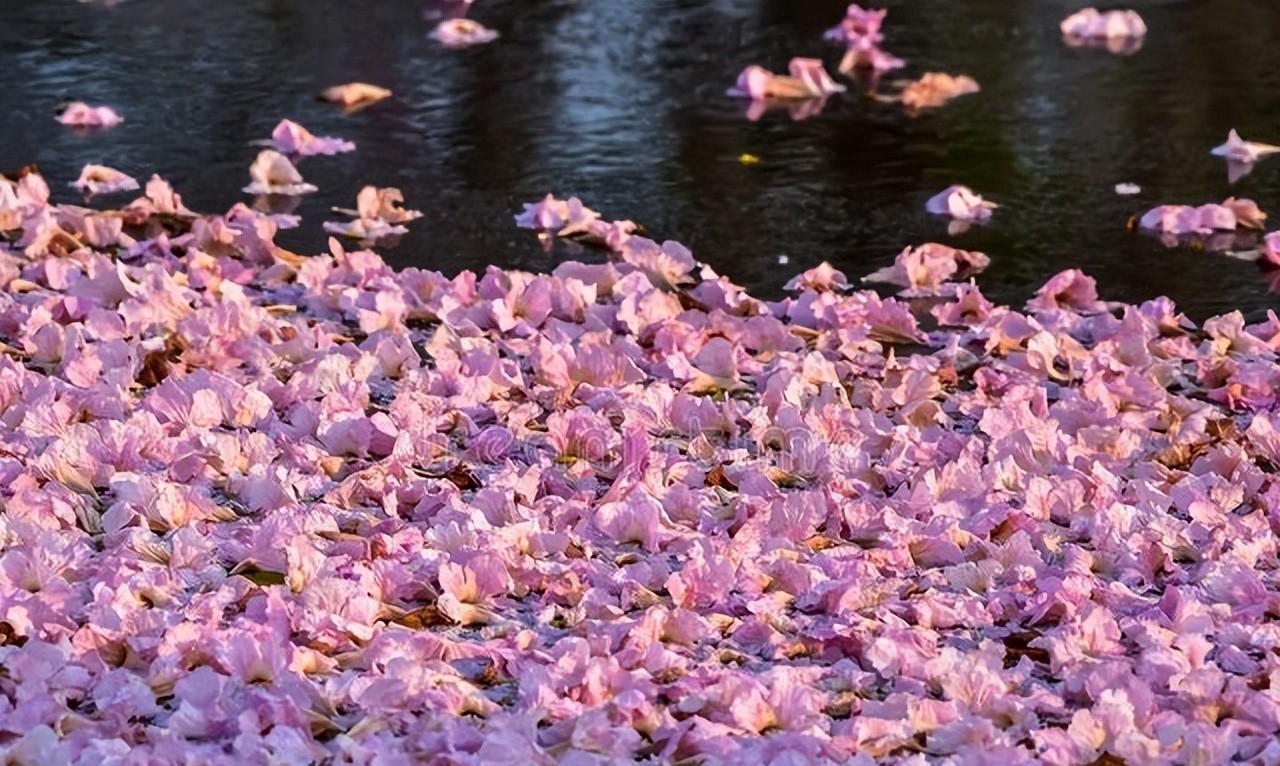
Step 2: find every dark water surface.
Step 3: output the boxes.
[3,0,1280,319]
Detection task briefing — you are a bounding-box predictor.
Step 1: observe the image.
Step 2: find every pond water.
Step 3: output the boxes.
[2,0,1280,319]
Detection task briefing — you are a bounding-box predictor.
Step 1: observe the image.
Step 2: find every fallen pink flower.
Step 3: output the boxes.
[319,82,392,108]
[340,186,423,224]
[242,150,317,196]
[926,185,996,223]
[901,73,980,111]
[71,165,139,196]
[1060,7,1147,41]
[1139,198,1265,235]
[268,119,355,156]
[57,101,123,128]
[1210,128,1280,173]
[515,194,599,232]
[862,243,990,292]
[727,58,846,100]
[324,187,421,242]
[785,261,849,291]
[430,18,500,47]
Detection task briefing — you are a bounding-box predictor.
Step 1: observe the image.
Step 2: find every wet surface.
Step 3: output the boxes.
[2,0,1280,318]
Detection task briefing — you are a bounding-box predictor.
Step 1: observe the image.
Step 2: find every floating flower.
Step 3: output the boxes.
[926,185,997,230]
[1139,197,1265,235]
[1060,7,1147,40]
[57,101,123,128]
[319,82,392,108]
[430,18,499,47]
[268,119,356,156]
[862,242,990,293]
[900,73,980,111]
[1211,129,1280,182]
[728,58,846,100]
[324,186,422,241]
[71,164,139,196]
[1210,129,1280,164]
[242,150,317,195]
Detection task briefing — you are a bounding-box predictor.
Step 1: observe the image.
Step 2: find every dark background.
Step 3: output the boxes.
[2,0,1279,318]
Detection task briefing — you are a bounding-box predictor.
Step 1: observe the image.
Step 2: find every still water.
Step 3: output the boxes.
[2,0,1279,319]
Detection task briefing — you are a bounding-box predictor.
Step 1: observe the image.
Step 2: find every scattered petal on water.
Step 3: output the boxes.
[926,184,997,223]
[728,59,845,100]
[1060,7,1147,41]
[71,165,139,196]
[242,150,318,196]
[57,101,123,128]
[430,18,500,47]
[319,82,392,108]
[900,72,980,112]
[268,119,356,156]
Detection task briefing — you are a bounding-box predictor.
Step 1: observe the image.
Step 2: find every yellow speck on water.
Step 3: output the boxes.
[739,153,761,165]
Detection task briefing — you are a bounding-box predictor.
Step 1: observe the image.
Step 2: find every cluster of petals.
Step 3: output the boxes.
[1139,197,1267,235]
[5,164,1280,766]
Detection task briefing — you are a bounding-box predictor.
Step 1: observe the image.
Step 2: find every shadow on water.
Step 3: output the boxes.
[2,0,1280,318]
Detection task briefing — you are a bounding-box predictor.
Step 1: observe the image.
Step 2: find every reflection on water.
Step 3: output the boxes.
[2,0,1280,318]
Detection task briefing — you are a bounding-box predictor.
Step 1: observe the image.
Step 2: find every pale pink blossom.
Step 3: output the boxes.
[242,150,317,195]
[1060,8,1147,41]
[319,82,392,107]
[728,58,846,99]
[901,73,980,111]
[71,165,139,196]
[57,101,123,127]
[430,18,499,47]
[268,118,356,156]
[926,185,997,223]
